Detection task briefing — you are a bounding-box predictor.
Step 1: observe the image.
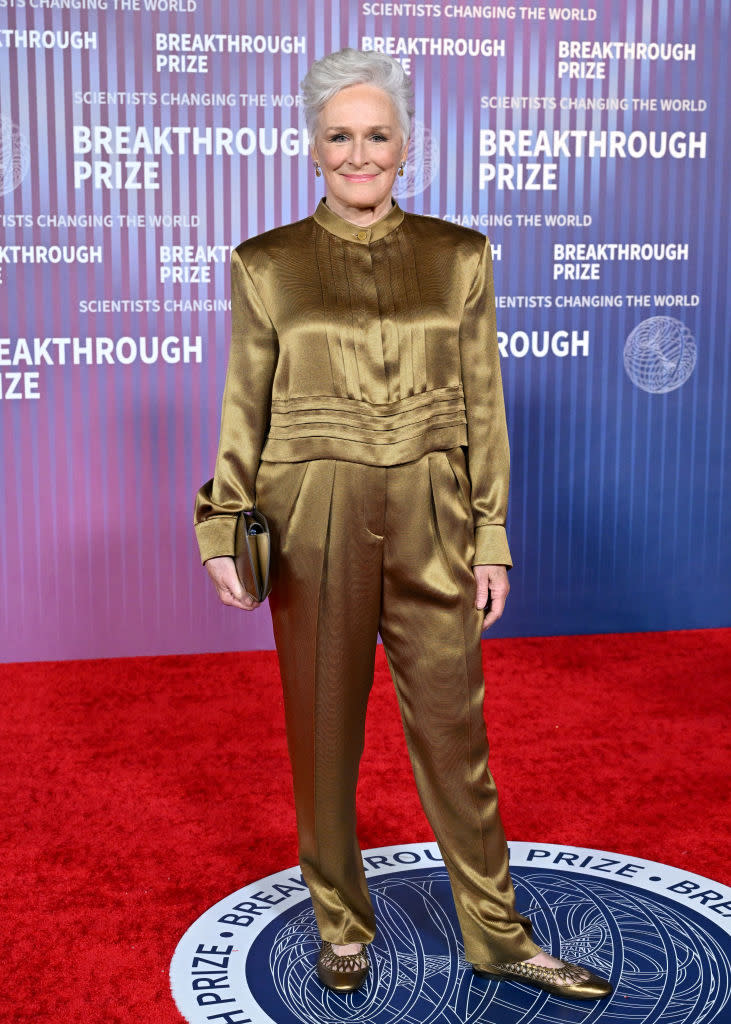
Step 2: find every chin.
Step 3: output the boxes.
[340,190,377,198]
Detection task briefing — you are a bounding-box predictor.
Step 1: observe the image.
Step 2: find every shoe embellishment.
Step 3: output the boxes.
[316,940,370,993]
[474,957,613,1000]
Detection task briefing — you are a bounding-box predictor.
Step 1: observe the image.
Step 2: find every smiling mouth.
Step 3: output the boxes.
[342,173,377,181]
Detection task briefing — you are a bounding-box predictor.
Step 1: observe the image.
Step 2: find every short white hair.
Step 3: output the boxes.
[300,47,415,146]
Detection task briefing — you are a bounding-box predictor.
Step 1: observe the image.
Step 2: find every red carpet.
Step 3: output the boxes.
[2,628,729,1023]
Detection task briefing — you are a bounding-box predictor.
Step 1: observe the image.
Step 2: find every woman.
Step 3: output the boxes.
[194,47,612,1001]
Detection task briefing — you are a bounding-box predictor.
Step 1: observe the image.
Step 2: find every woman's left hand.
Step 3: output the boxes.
[473,564,510,630]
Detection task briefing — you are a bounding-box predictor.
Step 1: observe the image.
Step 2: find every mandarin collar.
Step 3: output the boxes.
[313,196,404,244]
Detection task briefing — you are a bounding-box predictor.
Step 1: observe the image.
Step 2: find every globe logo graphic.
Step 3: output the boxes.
[170,844,731,1024]
[623,316,697,394]
[392,120,439,200]
[253,867,730,1024]
[0,116,31,195]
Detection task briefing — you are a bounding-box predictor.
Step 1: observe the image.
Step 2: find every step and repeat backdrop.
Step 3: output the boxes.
[0,1,728,660]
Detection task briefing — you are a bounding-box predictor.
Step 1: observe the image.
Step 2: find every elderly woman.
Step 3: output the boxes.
[194,47,611,1000]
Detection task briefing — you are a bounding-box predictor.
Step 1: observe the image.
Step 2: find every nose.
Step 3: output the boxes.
[347,137,367,168]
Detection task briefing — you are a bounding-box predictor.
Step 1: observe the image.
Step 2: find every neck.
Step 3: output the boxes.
[323,194,394,226]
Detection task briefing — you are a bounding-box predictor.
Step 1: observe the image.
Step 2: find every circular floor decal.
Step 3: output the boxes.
[170,841,731,1024]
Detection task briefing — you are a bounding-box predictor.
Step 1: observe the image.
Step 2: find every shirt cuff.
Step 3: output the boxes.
[473,524,513,569]
[195,516,237,565]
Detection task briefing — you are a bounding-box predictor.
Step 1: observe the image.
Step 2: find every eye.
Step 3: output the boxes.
[327,133,348,142]
[371,134,388,142]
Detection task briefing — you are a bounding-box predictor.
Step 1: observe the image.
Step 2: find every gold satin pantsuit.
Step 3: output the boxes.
[194,197,541,965]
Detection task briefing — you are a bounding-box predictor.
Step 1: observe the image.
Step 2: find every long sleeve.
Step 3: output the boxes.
[458,236,513,568]
[193,248,278,564]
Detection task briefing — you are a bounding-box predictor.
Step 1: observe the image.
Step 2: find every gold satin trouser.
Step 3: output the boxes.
[255,446,540,966]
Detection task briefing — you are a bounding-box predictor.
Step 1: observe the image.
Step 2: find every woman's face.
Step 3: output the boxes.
[311,82,408,222]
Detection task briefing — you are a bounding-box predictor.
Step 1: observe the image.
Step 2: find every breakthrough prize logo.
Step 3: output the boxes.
[391,120,439,200]
[0,116,31,195]
[623,315,697,393]
[170,841,731,1024]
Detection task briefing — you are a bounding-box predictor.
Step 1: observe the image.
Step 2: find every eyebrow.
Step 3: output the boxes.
[324,124,392,132]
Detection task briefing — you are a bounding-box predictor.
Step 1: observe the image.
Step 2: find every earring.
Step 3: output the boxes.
[314,162,322,177]
[397,162,405,176]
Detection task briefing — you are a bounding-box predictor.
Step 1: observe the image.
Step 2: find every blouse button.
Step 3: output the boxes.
[355,230,368,241]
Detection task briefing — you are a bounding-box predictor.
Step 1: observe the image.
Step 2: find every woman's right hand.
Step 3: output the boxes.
[204,556,261,611]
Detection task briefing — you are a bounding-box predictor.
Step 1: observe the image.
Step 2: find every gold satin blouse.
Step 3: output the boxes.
[194,196,512,568]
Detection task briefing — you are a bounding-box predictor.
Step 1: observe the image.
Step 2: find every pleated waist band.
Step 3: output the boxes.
[260,385,468,466]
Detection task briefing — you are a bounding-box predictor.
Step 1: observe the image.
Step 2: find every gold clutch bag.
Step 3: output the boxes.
[234,508,271,602]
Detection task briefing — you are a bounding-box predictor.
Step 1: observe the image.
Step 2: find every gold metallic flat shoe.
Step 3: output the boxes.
[316,940,370,993]
[473,958,612,1000]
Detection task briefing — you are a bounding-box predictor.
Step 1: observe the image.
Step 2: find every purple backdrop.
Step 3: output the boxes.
[0,1,728,661]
